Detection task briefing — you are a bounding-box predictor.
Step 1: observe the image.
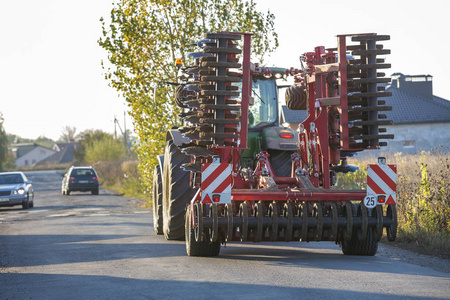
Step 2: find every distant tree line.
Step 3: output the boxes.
[0,112,134,171]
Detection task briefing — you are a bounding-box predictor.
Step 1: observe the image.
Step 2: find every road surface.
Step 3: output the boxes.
[1,170,449,299]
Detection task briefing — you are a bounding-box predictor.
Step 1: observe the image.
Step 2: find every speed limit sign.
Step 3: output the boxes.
[364,195,377,208]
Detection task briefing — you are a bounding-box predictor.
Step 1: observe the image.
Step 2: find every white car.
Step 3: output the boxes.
[0,172,34,209]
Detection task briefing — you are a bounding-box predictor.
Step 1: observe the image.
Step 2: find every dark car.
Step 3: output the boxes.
[62,166,99,195]
[0,172,34,209]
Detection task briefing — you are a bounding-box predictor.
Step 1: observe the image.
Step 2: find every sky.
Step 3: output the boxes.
[1,0,449,141]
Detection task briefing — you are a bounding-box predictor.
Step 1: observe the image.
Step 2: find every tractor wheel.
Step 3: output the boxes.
[268,150,294,177]
[341,228,378,256]
[185,207,220,257]
[152,165,163,235]
[175,84,186,108]
[285,85,307,110]
[162,140,197,240]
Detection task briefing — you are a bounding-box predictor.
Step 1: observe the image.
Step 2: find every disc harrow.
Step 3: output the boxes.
[191,201,397,243]
[345,34,394,149]
[156,32,398,258]
[177,32,242,161]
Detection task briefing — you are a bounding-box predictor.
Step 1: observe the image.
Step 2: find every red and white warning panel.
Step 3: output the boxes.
[364,162,397,208]
[201,162,232,204]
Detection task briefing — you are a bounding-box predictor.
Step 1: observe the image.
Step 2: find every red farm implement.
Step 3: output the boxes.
[153,32,397,257]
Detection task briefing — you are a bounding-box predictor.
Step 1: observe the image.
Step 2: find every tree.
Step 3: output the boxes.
[99,0,278,189]
[74,129,113,163]
[84,135,126,163]
[35,136,56,149]
[0,113,8,171]
[59,126,77,143]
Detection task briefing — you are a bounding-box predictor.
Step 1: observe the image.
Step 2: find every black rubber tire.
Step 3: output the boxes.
[152,165,163,235]
[341,228,378,256]
[22,195,30,209]
[268,150,294,177]
[175,84,186,108]
[285,85,307,110]
[67,189,71,196]
[185,207,220,257]
[162,140,197,240]
[91,189,99,195]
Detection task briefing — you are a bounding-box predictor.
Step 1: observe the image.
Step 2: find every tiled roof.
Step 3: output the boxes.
[384,85,450,124]
[281,83,450,126]
[37,144,76,165]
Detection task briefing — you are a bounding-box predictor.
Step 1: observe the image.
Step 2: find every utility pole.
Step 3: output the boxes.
[123,111,127,151]
[114,114,130,155]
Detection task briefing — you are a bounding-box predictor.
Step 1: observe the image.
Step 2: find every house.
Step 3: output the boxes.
[280,73,450,154]
[10,143,56,167]
[383,73,450,153]
[37,143,78,165]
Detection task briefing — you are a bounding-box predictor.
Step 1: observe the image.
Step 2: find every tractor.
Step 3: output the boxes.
[152,32,397,257]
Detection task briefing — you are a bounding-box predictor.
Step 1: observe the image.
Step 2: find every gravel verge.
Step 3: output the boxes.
[377,243,450,274]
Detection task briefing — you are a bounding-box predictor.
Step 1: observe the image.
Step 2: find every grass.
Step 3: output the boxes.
[337,146,450,259]
[93,160,150,205]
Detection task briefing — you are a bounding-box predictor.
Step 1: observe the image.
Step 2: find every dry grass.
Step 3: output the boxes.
[10,163,72,172]
[337,146,450,259]
[93,160,149,202]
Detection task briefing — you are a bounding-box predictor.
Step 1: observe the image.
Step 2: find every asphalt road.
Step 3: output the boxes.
[1,170,449,299]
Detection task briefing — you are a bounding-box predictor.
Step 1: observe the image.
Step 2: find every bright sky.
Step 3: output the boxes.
[1,0,448,141]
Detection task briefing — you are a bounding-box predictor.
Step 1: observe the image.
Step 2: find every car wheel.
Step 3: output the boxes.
[91,189,99,195]
[22,195,30,209]
[67,189,71,196]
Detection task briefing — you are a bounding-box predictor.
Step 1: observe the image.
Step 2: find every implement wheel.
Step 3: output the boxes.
[300,202,309,241]
[358,203,369,241]
[386,204,397,241]
[343,201,353,241]
[225,203,234,242]
[341,227,378,256]
[239,202,249,241]
[185,207,220,257]
[284,202,294,242]
[269,202,279,242]
[152,165,163,235]
[254,202,264,242]
[329,202,338,241]
[374,205,383,242]
[162,140,197,240]
[314,203,323,241]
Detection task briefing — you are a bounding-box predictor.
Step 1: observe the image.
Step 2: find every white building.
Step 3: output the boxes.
[10,143,56,167]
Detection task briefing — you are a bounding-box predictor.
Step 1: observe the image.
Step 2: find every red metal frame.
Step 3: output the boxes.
[192,33,387,208]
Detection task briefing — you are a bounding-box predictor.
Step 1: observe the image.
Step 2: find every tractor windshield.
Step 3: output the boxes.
[234,78,278,129]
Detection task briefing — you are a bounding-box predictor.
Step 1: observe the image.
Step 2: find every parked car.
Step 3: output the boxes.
[62,166,99,195]
[0,172,34,209]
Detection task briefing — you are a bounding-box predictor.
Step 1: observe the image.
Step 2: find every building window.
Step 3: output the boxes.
[403,140,415,148]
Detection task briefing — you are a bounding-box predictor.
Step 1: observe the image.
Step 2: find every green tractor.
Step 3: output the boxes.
[152,65,304,240]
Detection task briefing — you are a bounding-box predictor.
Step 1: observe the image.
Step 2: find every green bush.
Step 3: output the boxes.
[85,136,126,163]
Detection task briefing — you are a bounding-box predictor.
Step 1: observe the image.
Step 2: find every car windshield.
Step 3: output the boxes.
[71,169,95,177]
[0,174,24,185]
[233,78,278,128]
